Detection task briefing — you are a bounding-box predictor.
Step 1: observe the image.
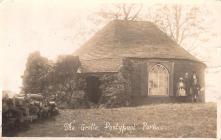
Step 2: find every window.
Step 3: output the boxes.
[148,64,169,96]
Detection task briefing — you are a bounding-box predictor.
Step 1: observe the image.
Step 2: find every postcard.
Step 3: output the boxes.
[0,0,220,139]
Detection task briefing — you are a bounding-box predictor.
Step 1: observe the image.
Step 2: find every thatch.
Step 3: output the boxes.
[77,58,122,73]
[74,20,203,73]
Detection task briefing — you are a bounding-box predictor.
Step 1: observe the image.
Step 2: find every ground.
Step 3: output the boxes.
[15,103,216,137]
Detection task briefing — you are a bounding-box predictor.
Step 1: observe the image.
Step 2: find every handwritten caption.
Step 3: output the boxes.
[64,120,166,134]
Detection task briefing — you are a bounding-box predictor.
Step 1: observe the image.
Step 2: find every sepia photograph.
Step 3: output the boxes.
[0,0,220,138]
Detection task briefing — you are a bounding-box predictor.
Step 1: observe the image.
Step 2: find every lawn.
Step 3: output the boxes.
[16,103,217,137]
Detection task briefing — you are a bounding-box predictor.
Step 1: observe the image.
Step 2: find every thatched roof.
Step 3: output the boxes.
[77,58,122,73]
[75,20,203,73]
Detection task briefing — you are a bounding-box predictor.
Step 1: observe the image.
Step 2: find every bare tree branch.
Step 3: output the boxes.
[97,3,142,21]
[146,4,211,50]
[131,5,143,21]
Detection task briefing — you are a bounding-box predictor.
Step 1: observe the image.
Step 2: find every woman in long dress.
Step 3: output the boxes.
[177,77,186,96]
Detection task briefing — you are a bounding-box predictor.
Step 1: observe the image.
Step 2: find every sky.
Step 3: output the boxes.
[0,0,221,101]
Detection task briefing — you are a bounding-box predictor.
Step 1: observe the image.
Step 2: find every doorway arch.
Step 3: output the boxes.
[148,64,169,96]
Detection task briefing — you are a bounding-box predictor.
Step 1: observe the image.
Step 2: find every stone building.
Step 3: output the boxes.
[73,20,206,107]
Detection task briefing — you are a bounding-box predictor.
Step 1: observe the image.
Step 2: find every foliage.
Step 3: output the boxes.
[54,55,80,83]
[22,52,82,108]
[22,51,53,96]
[50,55,80,106]
[99,63,132,108]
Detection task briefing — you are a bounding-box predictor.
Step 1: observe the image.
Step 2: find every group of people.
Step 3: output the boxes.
[177,72,201,102]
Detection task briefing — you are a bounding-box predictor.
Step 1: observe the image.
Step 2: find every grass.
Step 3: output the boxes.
[15,103,217,137]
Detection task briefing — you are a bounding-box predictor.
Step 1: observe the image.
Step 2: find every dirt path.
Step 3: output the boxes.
[16,103,217,137]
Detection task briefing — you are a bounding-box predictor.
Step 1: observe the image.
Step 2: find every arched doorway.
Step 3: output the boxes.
[148,64,169,96]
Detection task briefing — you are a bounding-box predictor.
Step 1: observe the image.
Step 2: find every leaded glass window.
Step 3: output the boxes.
[148,64,169,96]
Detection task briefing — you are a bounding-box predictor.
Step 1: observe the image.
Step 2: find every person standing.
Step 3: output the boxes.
[184,72,191,96]
[177,77,186,96]
[191,72,201,102]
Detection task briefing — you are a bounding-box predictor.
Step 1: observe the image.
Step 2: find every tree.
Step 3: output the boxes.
[53,55,80,103]
[97,3,143,21]
[145,4,213,51]
[54,55,80,83]
[22,51,53,96]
